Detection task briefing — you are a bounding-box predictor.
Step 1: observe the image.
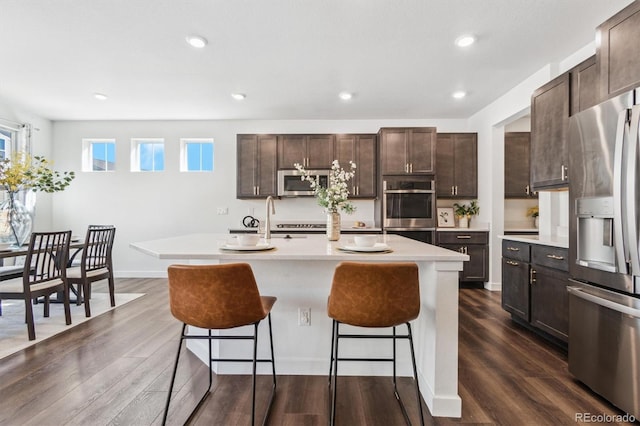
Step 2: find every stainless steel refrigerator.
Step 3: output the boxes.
[568,88,640,419]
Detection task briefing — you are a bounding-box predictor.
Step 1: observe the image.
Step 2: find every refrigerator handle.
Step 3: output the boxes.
[613,108,629,274]
[567,286,640,318]
[626,104,640,276]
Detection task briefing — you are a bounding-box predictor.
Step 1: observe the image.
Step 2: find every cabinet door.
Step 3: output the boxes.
[570,55,599,115]
[436,134,455,197]
[453,133,477,198]
[531,73,570,190]
[255,135,278,197]
[597,1,640,99]
[355,135,377,198]
[380,129,408,174]
[461,244,488,282]
[530,265,569,342]
[504,132,533,198]
[501,257,530,321]
[408,128,436,174]
[306,134,335,169]
[237,135,277,198]
[278,135,306,169]
[237,135,258,198]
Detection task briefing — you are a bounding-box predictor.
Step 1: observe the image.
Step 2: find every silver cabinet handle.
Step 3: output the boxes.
[561,164,567,181]
[456,235,472,239]
[507,246,520,251]
[530,268,536,284]
[546,254,565,260]
[506,260,519,266]
[451,186,455,195]
[525,185,530,195]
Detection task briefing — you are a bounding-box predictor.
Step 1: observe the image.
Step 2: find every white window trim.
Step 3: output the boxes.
[131,138,165,172]
[81,138,116,172]
[179,138,214,172]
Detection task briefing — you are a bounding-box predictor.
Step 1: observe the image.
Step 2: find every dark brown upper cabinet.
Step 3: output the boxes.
[278,134,335,169]
[530,72,570,190]
[379,127,436,175]
[504,132,536,199]
[336,134,377,198]
[237,134,278,199]
[597,0,640,100]
[570,55,599,115]
[436,133,477,198]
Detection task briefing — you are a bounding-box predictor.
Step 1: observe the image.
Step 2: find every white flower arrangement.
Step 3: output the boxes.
[294,159,357,214]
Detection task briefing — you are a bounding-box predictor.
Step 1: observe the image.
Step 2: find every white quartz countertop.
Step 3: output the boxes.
[498,234,569,249]
[130,233,469,262]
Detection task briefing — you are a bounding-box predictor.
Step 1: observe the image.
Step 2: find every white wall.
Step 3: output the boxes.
[51,118,467,276]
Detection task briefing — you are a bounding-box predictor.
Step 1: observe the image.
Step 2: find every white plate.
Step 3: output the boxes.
[338,243,391,252]
[220,243,274,251]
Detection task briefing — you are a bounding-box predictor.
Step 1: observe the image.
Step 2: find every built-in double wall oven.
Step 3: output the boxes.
[382,175,436,244]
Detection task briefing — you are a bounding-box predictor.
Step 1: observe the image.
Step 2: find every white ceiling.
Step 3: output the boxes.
[0,0,634,121]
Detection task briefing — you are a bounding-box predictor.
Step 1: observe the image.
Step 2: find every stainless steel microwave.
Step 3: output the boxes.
[277,169,330,197]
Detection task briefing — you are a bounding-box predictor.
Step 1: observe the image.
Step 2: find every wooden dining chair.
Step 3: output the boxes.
[66,225,116,317]
[0,231,72,340]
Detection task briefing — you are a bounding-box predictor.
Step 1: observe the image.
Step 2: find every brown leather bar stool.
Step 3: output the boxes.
[327,261,425,426]
[162,263,277,426]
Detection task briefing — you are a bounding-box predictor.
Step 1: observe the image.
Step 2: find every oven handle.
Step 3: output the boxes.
[567,286,640,318]
[383,189,434,194]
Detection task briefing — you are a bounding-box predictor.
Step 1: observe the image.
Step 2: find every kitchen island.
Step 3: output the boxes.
[130,233,467,417]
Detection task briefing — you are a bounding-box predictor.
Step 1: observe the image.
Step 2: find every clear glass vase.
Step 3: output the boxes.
[0,190,36,247]
[327,211,341,241]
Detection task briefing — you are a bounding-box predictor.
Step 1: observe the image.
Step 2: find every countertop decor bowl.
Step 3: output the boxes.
[237,234,260,247]
[353,235,377,247]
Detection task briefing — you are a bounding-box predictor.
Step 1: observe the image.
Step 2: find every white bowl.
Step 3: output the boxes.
[237,234,260,247]
[0,242,12,250]
[353,235,377,247]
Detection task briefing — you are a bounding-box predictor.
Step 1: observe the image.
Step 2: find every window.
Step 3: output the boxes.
[180,138,214,172]
[0,128,11,160]
[82,139,116,171]
[131,138,165,172]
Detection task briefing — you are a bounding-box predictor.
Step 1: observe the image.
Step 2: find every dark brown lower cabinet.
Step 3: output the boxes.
[501,239,569,346]
[501,257,530,321]
[437,231,488,283]
[530,264,569,341]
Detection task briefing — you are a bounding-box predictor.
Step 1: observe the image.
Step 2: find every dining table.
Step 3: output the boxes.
[130,232,468,418]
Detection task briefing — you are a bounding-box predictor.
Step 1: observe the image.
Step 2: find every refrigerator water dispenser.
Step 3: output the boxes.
[576,197,617,273]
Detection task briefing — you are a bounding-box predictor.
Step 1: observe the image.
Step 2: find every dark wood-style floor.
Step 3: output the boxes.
[0,278,634,425]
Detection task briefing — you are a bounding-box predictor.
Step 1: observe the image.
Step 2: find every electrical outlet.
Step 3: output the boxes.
[298,307,311,326]
[216,207,228,215]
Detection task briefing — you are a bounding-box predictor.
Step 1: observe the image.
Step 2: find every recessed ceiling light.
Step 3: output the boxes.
[452,91,466,99]
[231,93,246,100]
[93,93,108,101]
[339,92,353,101]
[186,35,208,48]
[455,35,475,48]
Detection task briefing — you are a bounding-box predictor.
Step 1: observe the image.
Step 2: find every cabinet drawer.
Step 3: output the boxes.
[531,245,568,272]
[437,231,488,245]
[502,240,530,262]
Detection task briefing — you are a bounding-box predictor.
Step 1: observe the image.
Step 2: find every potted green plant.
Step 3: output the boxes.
[453,200,479,228]
[527,206,539,228]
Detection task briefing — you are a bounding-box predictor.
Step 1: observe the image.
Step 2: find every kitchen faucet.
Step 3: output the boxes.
[265,195,276,240]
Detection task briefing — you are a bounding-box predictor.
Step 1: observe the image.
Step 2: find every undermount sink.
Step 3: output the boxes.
[269,234,308,239]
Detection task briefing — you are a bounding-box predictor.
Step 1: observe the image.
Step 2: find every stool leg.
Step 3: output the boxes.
[162,323,186,425]
[263,313,277,425]
[328,319,337,387]
[330,321,340,426]
[407,322,425,426]
[251,322,260,426]
[392,326,398,393]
